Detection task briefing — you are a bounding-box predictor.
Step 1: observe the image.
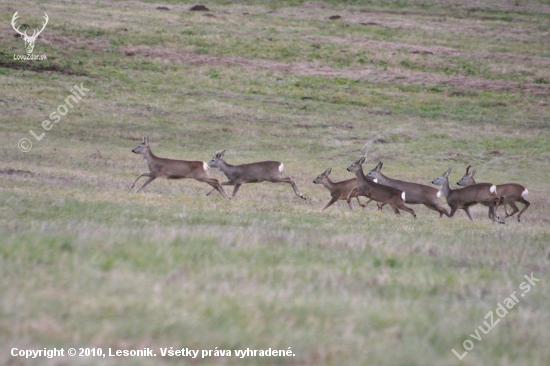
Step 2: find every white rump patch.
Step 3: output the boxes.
[437,191,441,198]
[401,192,406,201]
[203,162,209,171]
[279,163,284,173]
[522,188,528,197]
[373,178,378,183]
[490,185,497,194]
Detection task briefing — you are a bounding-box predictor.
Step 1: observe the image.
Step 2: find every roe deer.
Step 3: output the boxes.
[313,167,376,212]
[366,162,449,218]
[431,168,503,223]
[346,157,416,218]
[130,137,231,200]
[457,164,530,222]
[206,150,306,200]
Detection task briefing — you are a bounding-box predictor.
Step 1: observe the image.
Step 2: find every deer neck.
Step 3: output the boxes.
[143,148,158,167]
[440,178,452,199]
[354,167,368,184]
[376,172,391,184]
[321,177,336,191]
[217,159,233,175]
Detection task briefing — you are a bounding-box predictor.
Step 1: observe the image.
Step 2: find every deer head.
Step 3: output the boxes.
[12,11,49,54]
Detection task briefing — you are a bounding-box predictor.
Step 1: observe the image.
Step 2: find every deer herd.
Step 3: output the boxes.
[131,137,530,224]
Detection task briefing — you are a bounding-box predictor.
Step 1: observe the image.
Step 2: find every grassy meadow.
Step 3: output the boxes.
[1,0,550,365]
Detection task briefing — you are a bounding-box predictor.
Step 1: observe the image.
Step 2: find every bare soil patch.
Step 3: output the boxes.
[119,45,550,95]
[190,5,210,12]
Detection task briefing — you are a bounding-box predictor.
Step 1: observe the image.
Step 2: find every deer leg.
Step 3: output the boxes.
[399,203,416,218]
[516,198,530,222]
[136,176,156,192]
[232,184,242,198]
[448,207,458,218]
[463,207,474,221]
[206,181,232,196]
[436,204,450,218]
[347,187,359,201]
[355,196,366,208]
[504,201,520,218]
[389,203,401,216]
[488,204,505,224]
[131,172,151,189]
[499,196,509,217]
[201,178,231,200]
[323,197,339,212]
[278,177,306,200]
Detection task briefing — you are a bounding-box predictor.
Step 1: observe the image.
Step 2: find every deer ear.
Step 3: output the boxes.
[359,157,366,165]
[145,136,150,145]
[220,150,225,157]
[471,169,476,177]
[377,162,382,172]
[142,137,145,143]
[444,168,452,177]
[325,167,332,176]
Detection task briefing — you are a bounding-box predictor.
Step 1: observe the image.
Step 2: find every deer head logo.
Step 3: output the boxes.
[11,11,49,54]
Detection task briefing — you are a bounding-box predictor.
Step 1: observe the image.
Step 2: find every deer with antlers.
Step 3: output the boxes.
[12,11,49,54]
[457,164,530,222]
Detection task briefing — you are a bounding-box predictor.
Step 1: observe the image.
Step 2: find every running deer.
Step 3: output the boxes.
[130,137,231,200]
[457,164,530,222]
[431,168,503,223]
[206,150,306,200]
[346,157,416,218]
[366,162,449,218]
[313,167,377,212]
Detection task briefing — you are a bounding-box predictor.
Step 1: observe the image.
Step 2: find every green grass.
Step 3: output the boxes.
[1,0,550,365]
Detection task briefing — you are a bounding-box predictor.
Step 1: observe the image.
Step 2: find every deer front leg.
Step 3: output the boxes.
[463,207,474,221]
[131,172,151,190]
[323,197,339,212]
[347,187,359,201]
[232,184,242,198]
[137,176,156,192]
[355,196,365,208]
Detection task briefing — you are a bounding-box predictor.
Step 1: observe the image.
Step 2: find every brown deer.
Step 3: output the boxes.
[313,167,377,212]
[206,150,306,200]
[431,168,503,223]
[366,162,450,218]
[457,164,530,222]
[130,137,231,200]
[346,157,416,218]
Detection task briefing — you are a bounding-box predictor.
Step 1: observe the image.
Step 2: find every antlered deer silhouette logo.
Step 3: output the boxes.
[11,11,49,54]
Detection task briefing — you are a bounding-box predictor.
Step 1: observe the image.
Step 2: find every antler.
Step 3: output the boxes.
[32,13,49,38]
[466,163,473,174]
[11,11,27,37]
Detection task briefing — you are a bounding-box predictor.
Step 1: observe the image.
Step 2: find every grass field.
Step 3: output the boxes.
[1,0,550,365]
